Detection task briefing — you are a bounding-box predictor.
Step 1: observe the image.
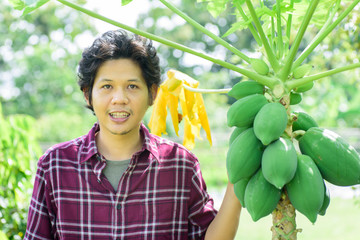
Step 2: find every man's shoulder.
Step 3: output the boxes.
[39,135,87,166]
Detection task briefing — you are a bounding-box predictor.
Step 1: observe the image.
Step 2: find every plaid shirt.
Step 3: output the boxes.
[25,123,217,239]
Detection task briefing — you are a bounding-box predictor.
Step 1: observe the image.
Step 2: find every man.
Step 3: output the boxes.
[25,30,241,239]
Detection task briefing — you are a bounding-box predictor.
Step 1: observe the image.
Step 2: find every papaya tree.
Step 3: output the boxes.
[9,0,360,239]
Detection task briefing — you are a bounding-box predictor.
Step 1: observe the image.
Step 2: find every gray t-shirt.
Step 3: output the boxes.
[103,159,131,191]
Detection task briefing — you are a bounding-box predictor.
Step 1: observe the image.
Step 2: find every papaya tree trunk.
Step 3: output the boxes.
[271,191,301,240]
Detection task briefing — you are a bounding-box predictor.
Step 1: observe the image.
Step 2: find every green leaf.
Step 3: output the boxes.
[222,20,250,37]
[0,230,9,240]
[8,0,26,10]
[198,0,230,18]
[121,0,133,6]
[8,0,50,15]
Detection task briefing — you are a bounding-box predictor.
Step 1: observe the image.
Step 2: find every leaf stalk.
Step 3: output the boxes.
[285,62,360,90]
[276,0,283,59]
[293,0,360,69]
[233,0,262,46]
[159,0,251,64]
[245,0,280,72]
[182,84,231,94]
[278,0,320,81]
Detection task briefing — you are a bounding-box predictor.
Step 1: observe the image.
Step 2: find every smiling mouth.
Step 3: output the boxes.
[109,112,130,118]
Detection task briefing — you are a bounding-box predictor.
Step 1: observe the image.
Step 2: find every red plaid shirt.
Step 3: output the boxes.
[25,123,217,239]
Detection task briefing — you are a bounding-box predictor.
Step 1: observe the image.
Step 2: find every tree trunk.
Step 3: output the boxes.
[271,191,301,240]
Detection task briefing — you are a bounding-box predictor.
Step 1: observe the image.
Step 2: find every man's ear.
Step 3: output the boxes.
[83,90,91,106]
[150,84,159,105]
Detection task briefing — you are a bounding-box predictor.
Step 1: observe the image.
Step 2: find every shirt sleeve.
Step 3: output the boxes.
[188,161,217,239]
[24,156,55,240]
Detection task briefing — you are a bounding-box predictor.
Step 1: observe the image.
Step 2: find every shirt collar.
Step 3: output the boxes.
[140,123,160,162]
[79,123,100,164]
[79,122,160,164]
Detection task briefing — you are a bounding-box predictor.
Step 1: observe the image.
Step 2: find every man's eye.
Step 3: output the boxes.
[102,85,111,89]
[129,84,138,89]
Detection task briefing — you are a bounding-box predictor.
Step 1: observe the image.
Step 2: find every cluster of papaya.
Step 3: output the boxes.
[226,80,360,223]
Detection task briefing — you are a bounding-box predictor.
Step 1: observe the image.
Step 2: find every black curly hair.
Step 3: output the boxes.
[77,30,161,111]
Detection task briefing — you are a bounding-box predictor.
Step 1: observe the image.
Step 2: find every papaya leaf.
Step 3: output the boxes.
[8,0,50,15]
[222,20,250,37]
[198,0,230,18]
[121,0,134,6]
[8,0,26,10]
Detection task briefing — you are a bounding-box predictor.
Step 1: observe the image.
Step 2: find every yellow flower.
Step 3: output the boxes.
[148,69,212,150]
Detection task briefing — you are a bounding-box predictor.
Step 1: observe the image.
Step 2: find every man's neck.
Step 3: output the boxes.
[95,126,143,161]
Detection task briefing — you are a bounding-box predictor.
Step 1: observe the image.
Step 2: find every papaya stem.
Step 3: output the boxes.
[271,191,300,240]
[292,130,306,139]
[233,0,262,46]
[278,0,320,81]
[159,0,251,64]
[293,0,360,69]
[182,84,231,94]
[245,0,280,72]
[285,62,360,90]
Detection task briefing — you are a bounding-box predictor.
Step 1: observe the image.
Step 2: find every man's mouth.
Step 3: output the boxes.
[109,112,130,119]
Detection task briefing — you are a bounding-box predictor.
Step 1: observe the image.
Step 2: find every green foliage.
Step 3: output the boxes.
[9,0,50,15]
[121,0,134,6]
[295,5,360,128]
[1,2,96,119]
[1,1,97,142]
[197,0,230,18]
[0,102,41,239]
[37,110,96,143]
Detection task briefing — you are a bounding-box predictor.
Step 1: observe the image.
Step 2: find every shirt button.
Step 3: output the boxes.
[117,204,121,210]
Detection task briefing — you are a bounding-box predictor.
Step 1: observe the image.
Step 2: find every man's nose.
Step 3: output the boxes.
[111,88,129,105]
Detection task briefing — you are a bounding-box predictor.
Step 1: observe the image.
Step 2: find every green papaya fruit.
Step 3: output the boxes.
[227,94,268,128]
[318,184,330,216]
[262,138,298,189]
[229,126,248,146]
[254,102,288,145]
[293,64,312,79]
[250,58,270,75]
[294,81,314,93]
[286,154,325,223]
[299,127,360,186]
[292,111,318,132]
[244,168,282,221]
[227,128,263,183]
[290,92,302,105]
[234,178,250,208]
[228,81,264,100]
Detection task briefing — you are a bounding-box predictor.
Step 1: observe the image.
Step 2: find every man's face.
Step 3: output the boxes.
[87,58,157,137]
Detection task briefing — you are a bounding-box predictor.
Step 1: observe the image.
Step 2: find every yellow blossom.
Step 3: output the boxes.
[148,69,212,150]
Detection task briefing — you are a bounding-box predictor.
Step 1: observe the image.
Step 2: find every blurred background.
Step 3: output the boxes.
[1,0,359,239]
